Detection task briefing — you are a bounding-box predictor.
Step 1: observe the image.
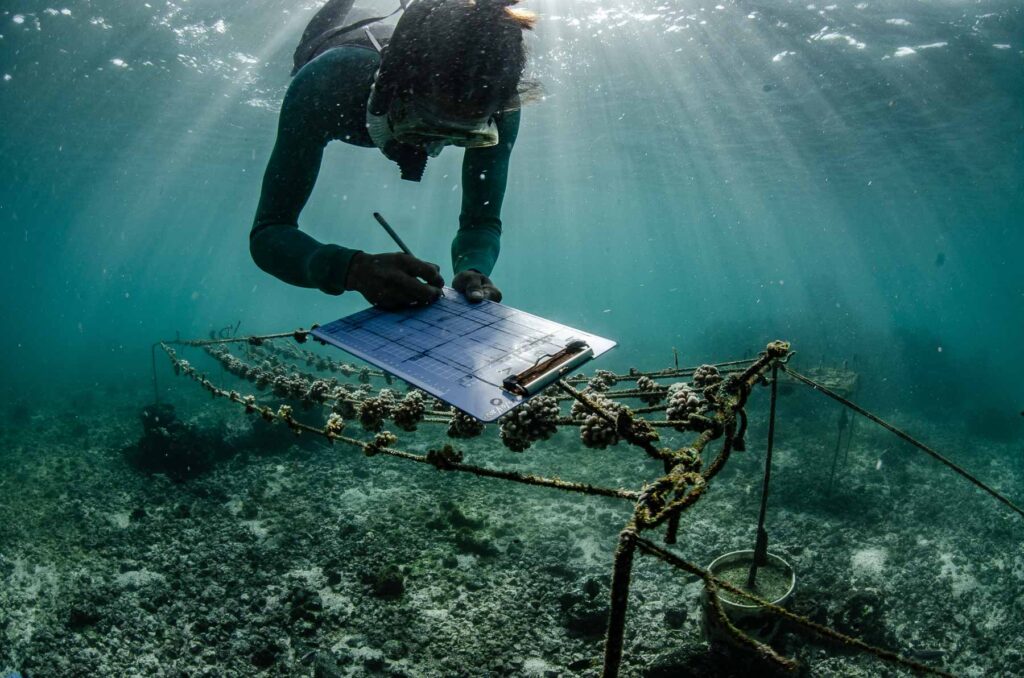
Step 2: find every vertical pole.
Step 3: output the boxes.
[602,527,638,678]
[151,343,160,404]
[842,414,857,466]
[826,407,849,496]
[665,513,680,544]
[747,362,778,587]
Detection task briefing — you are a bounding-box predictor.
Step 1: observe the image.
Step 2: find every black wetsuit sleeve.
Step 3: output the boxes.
[453,109,520,277]
[249,61,363,296]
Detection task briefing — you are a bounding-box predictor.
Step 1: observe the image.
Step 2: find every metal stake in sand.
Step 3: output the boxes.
[747,362,779,588]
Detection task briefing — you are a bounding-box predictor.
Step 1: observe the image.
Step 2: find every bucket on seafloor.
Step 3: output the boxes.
[700,550,796,648]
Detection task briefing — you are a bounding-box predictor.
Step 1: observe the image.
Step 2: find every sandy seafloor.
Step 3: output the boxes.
[1,370,1022,678]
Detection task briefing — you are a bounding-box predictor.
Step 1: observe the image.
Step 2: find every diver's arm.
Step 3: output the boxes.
[249,70,360,295]
[452,109,521,277]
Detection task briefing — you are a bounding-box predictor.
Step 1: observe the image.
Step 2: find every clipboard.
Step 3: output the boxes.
[312,288,616,421]
[501,339,594,397]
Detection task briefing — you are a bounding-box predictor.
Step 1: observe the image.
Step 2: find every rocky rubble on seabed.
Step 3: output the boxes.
[1,386,1022,677]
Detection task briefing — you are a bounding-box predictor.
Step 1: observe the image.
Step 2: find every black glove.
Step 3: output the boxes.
[453,270,502,303]
[345,252,444,310]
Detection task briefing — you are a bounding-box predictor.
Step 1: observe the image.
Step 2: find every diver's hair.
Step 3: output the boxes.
[374,0,538,119]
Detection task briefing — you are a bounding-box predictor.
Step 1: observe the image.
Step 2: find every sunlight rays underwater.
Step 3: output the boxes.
[1,0,1021,395]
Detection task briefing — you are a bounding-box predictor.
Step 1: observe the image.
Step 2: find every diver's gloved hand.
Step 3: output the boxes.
[345,252,444,310]
[453,270,502,303]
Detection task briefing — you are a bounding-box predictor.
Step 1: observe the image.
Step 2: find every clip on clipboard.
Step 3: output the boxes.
[502,340,594,397]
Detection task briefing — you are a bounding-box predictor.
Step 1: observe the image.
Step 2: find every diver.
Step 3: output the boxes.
[250,0,536,310]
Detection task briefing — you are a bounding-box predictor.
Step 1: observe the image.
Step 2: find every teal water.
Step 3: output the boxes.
[1,3,1023,675]
[2,0,1022,417]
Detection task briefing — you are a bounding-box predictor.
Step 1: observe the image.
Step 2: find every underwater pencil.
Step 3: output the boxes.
[373,212,413,257]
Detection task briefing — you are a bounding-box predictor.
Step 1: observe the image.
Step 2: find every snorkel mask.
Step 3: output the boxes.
[366,65,502,181]
[366,71,500,170]
[387,98,499,150]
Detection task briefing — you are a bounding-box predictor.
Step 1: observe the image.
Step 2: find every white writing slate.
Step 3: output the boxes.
[312,287,616,421]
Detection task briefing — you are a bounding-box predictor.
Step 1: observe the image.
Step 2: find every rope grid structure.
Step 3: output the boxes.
[152,328,1020,677]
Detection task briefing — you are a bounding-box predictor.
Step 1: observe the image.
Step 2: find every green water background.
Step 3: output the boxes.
[1,0,1021,423]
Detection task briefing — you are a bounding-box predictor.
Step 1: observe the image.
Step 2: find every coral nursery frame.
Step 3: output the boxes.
[155,326,1021,677]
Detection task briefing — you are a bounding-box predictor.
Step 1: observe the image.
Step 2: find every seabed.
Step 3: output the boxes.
[1,331,1021,677]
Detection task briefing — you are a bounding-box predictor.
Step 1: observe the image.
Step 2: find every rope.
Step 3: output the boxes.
[165,330,303,346]
[158,343,638,502]
[782,365,1024,520]
[633,537,953,677]
[564,358,759,385]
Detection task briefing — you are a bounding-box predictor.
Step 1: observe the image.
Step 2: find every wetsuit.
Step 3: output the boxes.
[249,4,520,296]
